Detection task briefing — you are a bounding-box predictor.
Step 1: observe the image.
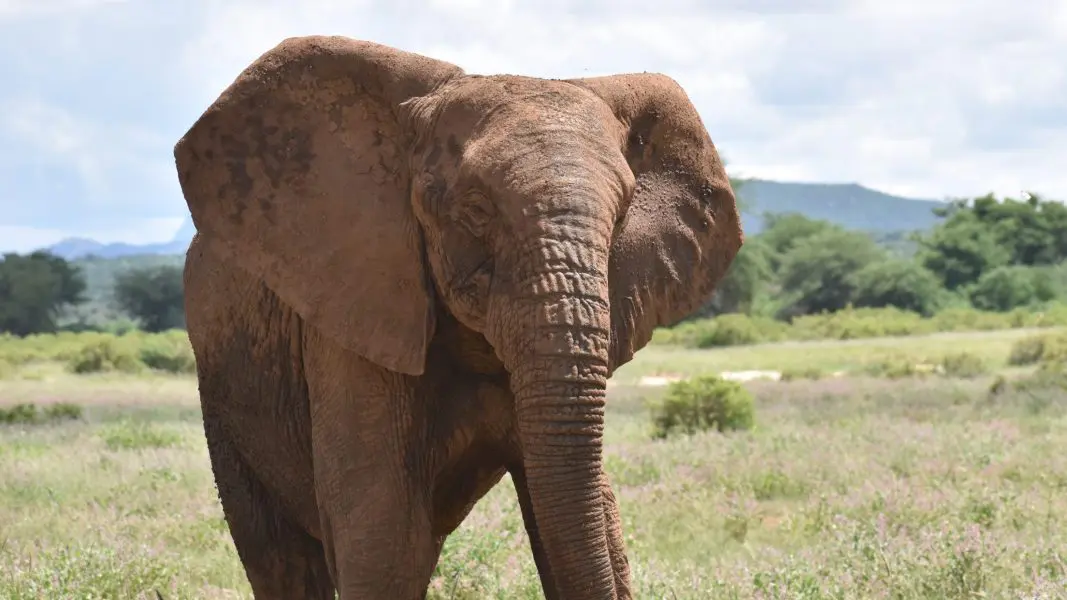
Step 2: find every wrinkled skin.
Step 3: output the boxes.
[176,36,742,600]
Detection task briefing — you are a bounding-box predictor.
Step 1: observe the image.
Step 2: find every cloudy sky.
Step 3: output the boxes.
[1,0,1064,252]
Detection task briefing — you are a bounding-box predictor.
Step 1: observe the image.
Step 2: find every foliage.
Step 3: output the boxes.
[111,265,186,333]
[698,239,774,317]
[654,304,1067,348]
[848,259,949,316]
[918,192,1067,290]
[0,251,87,336]
[968,265,1060,311]
[775,227,886,318]
[939,351,989,378]
[137,330,197,374]
[650,375,755,438]
[0,402,82,425]
[67,337,145,375]
[1007,331,1067,367]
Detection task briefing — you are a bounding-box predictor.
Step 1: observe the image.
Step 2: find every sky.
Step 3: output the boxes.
[1,0,1065,253]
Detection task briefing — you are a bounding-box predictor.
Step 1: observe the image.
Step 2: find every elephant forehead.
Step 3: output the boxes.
[436,75,614,134]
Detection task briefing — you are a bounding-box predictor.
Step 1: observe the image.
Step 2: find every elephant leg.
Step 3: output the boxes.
[512,467,632,600]
[302,332,439,599]
[202,414,335,599]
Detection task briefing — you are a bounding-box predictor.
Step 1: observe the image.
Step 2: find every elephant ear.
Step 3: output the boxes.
[174,36,463,376]
[568,73,744,371]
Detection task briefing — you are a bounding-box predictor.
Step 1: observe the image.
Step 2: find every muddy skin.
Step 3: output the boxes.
[176,35,742,599]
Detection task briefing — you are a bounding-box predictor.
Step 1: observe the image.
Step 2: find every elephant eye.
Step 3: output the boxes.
[450,190,495,237]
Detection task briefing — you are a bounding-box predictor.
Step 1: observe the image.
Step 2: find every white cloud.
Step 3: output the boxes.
[1,0,1065,251]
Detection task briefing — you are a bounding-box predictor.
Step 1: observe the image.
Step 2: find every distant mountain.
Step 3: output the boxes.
[47,236,191,260]
[40,179,946,260]
[737,179,944,234]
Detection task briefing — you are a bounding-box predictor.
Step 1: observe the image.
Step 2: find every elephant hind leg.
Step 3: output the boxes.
[203,415,335,599]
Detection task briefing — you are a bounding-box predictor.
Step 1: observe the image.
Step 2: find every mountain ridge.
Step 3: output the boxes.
[40,178,947,260]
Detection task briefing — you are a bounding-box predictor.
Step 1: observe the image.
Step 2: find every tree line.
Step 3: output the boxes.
[2,190,1065,337]
[0,253,184,336]
[705,191,1067,321]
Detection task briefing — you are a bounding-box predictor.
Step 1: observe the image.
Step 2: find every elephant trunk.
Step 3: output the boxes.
[488,214,617,599]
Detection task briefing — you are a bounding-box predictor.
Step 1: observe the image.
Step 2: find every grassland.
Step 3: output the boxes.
[2,331,1067,598]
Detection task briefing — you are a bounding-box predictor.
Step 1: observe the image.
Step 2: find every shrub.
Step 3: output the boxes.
[969,265,1058,312]
[1008,335,1049,366]
[780,367,823,381]
[67,337,144,374]
[138,331,196,374]
[0,402,82,425]
[939,352,988,378]
[695,314,785,348]
[650,375,755,439]
[863,356,926,379]
[849,259,950,316]
[98,420,183,451]
[791,306,930,340]
[1007,332,1067,366]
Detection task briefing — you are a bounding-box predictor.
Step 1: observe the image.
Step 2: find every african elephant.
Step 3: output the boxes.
[175,35,742,599]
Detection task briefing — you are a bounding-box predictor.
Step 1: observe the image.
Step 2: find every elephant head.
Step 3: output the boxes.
[174,36,741,598]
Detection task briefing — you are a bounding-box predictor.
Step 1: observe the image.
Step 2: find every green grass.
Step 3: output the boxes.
[2,332,1066,598]
[614,327,1047,384]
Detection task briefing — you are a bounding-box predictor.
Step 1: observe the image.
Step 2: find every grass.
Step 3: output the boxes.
[2,332,1066,598]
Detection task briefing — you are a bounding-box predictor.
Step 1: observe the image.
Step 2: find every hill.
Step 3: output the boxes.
[40,179,947,261]
[736,179,943,234]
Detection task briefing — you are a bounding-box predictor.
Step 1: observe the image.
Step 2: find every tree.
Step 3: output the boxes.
[918,192,1067,291]
[698,238,773,317]
[918,211,1010,290]
[849,259,948,316]
[0,251,87,335]
[112,265,186,332]
[776,228,885,317]
[968,265,1058,312]
[757,213,839,272]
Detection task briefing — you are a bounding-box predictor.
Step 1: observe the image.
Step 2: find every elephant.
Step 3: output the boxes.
[174,35,742,599]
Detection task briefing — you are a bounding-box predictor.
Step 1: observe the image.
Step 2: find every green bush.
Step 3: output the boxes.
[969,265,1059,312]
[650,375,755,439]
[650,303,1067,349]
[863,356,924,379]
[138,331,197,374]
[695,314,786,348]
[1007,332,1067,366]
[67,337,144,374]
[1008,335,1050,366]
[97,420,183,451]
[849,259,950,316]
[780,367,824,381]
[939,352,988,378]
[0,402,83,425]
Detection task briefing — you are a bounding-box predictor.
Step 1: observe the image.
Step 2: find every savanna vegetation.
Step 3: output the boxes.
[3,190,1067,598]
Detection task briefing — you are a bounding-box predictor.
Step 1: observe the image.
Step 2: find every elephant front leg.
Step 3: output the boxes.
[304,336,438,599]
[512,467,633,599]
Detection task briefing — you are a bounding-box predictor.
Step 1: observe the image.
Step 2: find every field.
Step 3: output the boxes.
[2,330,1067,598]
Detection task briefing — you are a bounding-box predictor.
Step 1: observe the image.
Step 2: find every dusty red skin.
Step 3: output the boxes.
[175,35,742,600]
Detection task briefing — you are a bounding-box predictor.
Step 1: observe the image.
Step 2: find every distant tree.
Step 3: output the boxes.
[849,259,948,316]
[112,265,186,332]
[698,238,773,317]
[757,213,839,272]
[0,251,87,335]
[776,228,885,317]
[968,265,1059,312]
[918,211,1010,290]
[918,192,1067,291]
